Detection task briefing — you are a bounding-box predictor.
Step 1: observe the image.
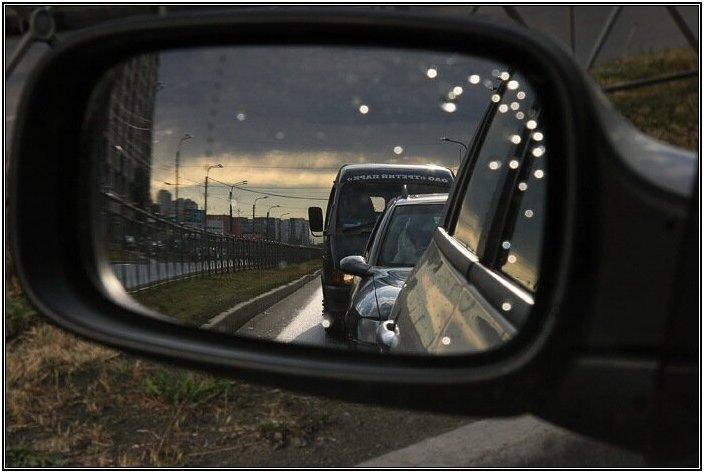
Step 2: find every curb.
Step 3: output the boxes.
[201,269,321,334]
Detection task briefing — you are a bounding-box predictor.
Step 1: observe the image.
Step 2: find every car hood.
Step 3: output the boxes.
[370,267,413,320]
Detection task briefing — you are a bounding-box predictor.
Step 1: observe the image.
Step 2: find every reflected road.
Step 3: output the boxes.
[236,278,347,350]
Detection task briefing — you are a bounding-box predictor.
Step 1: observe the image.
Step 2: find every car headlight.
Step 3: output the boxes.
[357,318,382,344]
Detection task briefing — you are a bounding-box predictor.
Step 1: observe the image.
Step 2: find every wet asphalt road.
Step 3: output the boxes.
[235,278,347,350]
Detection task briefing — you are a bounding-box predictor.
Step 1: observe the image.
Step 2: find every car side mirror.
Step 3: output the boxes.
[339,255,372,277]
[8,9,697,463]
[308,206,323,233]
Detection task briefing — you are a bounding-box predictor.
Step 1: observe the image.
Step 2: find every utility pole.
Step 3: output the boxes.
[266,204,280,240]
[252,196,268,238]
[175,133,192,223]
[203,163,223,232]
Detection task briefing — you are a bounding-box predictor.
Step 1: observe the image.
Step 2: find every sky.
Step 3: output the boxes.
[145,45,503,219]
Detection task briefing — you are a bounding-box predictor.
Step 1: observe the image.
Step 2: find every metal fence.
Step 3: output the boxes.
[102,192,322,292]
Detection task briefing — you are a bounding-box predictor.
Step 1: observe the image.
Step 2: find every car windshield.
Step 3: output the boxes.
[336,182,447,231]
[378,203,444,267]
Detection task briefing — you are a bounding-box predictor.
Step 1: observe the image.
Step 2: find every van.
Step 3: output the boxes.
[308,164,454,334]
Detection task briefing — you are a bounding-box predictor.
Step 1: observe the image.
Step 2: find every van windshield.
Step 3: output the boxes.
[336,182,447,232]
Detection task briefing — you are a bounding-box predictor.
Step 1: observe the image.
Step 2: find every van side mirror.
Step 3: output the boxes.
[308,207,324,232]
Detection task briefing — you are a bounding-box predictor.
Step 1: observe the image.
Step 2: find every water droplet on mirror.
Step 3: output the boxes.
[236,112,246,121]
[393,146,404,155]
[508,255,518,264]
[517,91,526,100]
[526,120,537,130]
[359,104,369,114]
[442,336,451,345]
[510,102,520,111]
[453,86,464,96]
[533,132,544,142]
[515,111,525,120]
[498,104,509,113]
[509,160,519,169]
[491,94,501,103]
[525,209,534,218]
[532,146,545,157]
[501,302,512,311]
[510,135,521,144]
[534,170,545,179]
[469,74,481,84]
[500,71,510,80]
[489,161,501,170]
[507,80,519,90]
[502,241,511,249]
[441,102,457,113]
[518,182,528,191]
[426,68,438,79]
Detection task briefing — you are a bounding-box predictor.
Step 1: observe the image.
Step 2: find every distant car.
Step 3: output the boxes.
[339,193,448,349]
[308,163,454,335]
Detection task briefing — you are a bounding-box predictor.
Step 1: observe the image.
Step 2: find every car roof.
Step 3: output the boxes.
[391,193,449,207]
[336,163,453,180]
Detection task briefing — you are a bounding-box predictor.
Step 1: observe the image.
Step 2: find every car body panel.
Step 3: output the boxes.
[392,237,517,354]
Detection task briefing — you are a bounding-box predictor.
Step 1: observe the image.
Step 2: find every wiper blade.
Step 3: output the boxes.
[340,220,377,233]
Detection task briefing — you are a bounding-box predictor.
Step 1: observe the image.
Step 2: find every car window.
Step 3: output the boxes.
[323,184,335,228]
[378,204,443,267]
[499,126,545,291]
[336,182,446,230]
[452,74,536,256]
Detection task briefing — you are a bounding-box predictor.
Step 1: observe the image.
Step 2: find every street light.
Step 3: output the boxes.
[266,204,281,240]
[252,196,268,238]
[175,133,192,222]
[228,180,248,236]
[440,136,467,169]
[204,163,223,232]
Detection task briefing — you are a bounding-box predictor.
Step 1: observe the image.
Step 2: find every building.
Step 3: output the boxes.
[101,53,159,208]
[285,218,312,245]
[156,189,173,217]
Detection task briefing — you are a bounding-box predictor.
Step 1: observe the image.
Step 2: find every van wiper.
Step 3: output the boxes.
[340,220,377,233]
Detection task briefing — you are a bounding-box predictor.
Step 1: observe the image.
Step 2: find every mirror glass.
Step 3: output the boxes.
[91,45,545,355]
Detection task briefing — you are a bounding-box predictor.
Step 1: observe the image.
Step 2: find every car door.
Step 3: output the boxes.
[392,72,545,354]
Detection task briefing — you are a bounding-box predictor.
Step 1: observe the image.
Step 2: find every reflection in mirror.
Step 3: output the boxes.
[91,46,545,356]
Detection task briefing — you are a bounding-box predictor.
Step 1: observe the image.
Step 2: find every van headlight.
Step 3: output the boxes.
[331,270,354,286]
[357,318,382,344]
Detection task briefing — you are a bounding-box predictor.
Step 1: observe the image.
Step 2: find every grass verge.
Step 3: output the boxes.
[591,47,698,151]
[5,294,38,340]
[131,260,321,326]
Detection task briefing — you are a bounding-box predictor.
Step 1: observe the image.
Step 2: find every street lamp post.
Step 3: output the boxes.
[440,136,467,169]
[204,164,223,232]
[175,133,192,223]
[228,180,247,236]
[252,196,268,238]
[266,204,281,240]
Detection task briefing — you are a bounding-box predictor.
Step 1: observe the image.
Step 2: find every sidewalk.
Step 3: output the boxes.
[356,415,646,468]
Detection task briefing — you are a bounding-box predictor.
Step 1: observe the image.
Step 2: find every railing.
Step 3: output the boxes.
[101,192,322,292]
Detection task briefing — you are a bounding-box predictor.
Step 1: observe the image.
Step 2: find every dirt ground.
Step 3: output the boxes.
[5,322,471,468]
